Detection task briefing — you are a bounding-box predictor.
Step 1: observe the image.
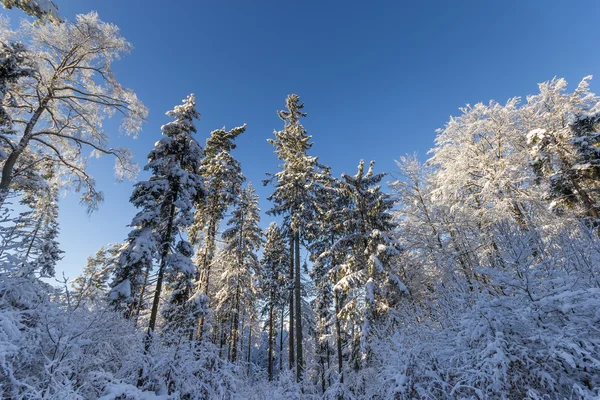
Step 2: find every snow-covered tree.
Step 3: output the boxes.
[260,222,290,380]
[526,76,600,223]
[215,183,262,363]
[0,40,34,130]
[429,97,537,230]
[1,0,61,23]
[304,170,348,391]
[161,238,207,340]
[109,94,204,338]
[334,160,405,369]
[71,242,122,308]
[190,124,246,296]
[0,12,147,209]
[108,226,155,319]
[389,154,458,295]
[0,169,62,278]
[265,94,323,380]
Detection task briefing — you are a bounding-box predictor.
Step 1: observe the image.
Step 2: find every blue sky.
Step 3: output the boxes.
[6,0,600,281]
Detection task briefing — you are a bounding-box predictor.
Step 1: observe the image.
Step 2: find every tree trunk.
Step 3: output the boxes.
[231,284,241,363]
[202,217,218,294]
[320,341,326,393]
[247,321,252,376]
[0,104,47,209]
[133,262,152,322]
[334,291,343,383]
[288,233,295,370]
[219,324,226,358]
[267,301,274,381]
[227,308,235,361]
[145,194,177,344]
[294,229,303,381]
[279,305,284,373]
[22,218,42,266]
[326,329,331,387]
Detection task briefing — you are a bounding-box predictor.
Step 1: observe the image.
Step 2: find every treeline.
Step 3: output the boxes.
[1,6,599,400]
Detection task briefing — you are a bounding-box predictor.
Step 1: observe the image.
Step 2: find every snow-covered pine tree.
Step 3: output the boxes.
[72,243,122,308]
[216,183,262,363]
[1,0,61,23]
[0,40,34,131]
[21,180,62,278]
[260,222,290,380]
[108,227,155,318]
[305,170,348,390]
[334,160,405,369]
[161,238,205,340]
[190,124,246,296]
[0,169,63,278]
[109,95,204,340]
[265,94,323,381]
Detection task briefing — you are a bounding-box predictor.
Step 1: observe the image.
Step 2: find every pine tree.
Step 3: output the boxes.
[161,239,206,340]
[216,184,262,363]
[265,94,323,381]
[334,160,405,368]
[72,243,122,307]
[260,222,290,380]
[1,171,63,278]
[190,125,246,296]
[109,94,204,340]
[22,181,62,278]
[1,0,61,23]
[0,41,34,131]
[307,171,347,389]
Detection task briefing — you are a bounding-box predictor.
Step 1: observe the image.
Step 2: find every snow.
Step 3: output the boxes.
[99,383,169,400]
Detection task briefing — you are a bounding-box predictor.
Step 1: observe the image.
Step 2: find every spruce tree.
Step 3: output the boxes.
[265,94,322,381]
[260,222,290,380]
[109,94,204,340]
[190,125,246,296]
[15,176,62,277]
[217,184,262,363]
[72,243,122,307]
[335,160,405,368]
[0,169,63,279]
[307,172,347,388]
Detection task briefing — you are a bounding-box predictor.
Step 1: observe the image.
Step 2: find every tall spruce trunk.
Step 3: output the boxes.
[145,189,178,345]
[334,291,343,383]
[247,322,252,376]
[294,229,303,381]
[279,306,285,373]
[201,216,218,294]
[288,233,295,370]
[231,284,241,363]
[320,340,326,393]
[267,301,274,381]
[134,263,152,322]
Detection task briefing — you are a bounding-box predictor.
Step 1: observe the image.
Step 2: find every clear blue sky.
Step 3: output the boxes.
[7,0,600,281]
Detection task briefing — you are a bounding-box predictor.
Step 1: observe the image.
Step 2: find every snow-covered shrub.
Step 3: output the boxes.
[369,223,600,399]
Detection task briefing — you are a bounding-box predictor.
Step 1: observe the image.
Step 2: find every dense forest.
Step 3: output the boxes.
[1,3,600,399]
